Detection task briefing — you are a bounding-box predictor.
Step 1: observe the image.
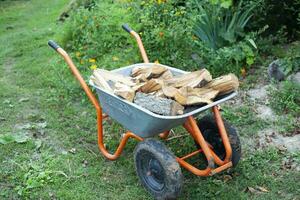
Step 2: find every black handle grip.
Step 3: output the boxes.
[48,40,61,51]
[122,24,132,33]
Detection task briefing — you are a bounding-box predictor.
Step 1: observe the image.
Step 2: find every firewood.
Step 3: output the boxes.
[165,69,212,88]
[134,92,184,116]
[162,86,178,98]
[159,70,173,80]
[132,74,148,83]
[94,69,135,86]
[113,82,135,102]
[154,90,166,98]
[131,82,146,92]
[203,73,239,95]
[131,65,167,79]
[91,73,113,92]
[185,96,213,105]
[141,79,164,93]
[162,86,219,106]
[186,87,219,99]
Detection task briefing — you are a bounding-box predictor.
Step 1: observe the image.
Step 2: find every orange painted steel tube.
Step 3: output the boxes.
[176,157,211,176]
[130,31,149,63]
[180,149,203,160]
[55,48,143,160]
[210,161,232,175]
[159,131,170,139]
[212,106,232,163]
[184,116,214,167]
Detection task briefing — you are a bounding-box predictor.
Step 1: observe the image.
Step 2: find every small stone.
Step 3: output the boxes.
[268,59,285,81]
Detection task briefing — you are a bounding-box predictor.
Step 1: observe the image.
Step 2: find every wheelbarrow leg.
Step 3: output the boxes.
[176,106,234,176]
[211,106,233,165]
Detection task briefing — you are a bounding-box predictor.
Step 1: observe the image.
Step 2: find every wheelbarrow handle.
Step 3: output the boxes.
[122,24,132,33]
[48,40,61,51]
[47,40,101,111]
[121,24,149,63]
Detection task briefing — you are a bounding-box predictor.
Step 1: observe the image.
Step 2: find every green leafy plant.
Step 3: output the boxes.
[240,0,300,41]
[193,1,254,50]
[129,0,195,68]
[269,80,300,116]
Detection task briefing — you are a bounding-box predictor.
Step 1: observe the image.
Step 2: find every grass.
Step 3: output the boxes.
[0,0,299,199]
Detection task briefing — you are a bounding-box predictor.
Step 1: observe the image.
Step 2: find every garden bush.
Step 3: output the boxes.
[128,0,196,69]
[238,0,300,41]
[192,0,258,75]
[61,0,140,71]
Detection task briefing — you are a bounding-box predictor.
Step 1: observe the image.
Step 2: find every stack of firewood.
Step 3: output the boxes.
[90,65,239,116]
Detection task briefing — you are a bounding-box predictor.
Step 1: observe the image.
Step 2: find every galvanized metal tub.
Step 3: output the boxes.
[89,63,237,138]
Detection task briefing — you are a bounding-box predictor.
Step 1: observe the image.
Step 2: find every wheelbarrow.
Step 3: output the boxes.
[48,24,241,199]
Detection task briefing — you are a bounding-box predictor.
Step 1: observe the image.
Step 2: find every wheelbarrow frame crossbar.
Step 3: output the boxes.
[48,27,235,176]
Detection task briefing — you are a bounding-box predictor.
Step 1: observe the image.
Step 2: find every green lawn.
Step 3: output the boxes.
[0,0,299,199]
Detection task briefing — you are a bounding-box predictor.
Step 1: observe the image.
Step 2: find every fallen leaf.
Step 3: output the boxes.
[256,186,269,193]
[18,98,29,103]
[223,174,232,182]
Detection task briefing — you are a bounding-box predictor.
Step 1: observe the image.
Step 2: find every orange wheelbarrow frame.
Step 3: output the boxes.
[48,25,233,177]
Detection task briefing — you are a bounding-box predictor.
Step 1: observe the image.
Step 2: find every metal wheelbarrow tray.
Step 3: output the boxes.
[90,62,237,138]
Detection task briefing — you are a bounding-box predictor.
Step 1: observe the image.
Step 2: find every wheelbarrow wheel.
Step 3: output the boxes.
[134,139,183,200]
[196,115,241,167]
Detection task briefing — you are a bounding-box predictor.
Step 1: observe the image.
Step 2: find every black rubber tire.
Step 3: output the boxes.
[196,115,241,167]
[134,139,183,200]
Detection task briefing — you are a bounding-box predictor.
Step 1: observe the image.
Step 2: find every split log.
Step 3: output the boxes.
[94,69,135,86]
[134,92,184,116]
[132,74,148,83]
[165,69,212,88]
[91,73,113,92]
[141,79,164,93]
[162,86,178,98]
[113,82,135,102]
[162,86,219,106]
[203,73,239,95]
[154,90,166,98]
[131,65,167,79]
[159,70,173,80]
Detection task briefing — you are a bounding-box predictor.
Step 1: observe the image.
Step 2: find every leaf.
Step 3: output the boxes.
[0,133,29,144]
[14,133,29,143]
[220,1,232,8]
[256,186,269,193]
[248,39,257,49]
[246,186,259,194]
[0,134,15,144]
[18,98,29,103]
